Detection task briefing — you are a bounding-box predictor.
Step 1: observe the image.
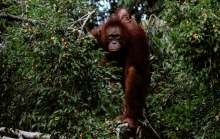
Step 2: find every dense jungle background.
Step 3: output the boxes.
[0,0,219,138]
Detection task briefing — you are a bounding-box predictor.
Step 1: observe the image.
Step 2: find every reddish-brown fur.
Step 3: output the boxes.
[91,9,150,128]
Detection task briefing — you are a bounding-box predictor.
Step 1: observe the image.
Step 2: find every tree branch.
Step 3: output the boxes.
[0,127,50,139]
[0,14,47,26]
[77,10,96,41]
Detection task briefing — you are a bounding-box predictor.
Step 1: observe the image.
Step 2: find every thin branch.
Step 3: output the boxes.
[0,14,47,26]
[77,10,96,41]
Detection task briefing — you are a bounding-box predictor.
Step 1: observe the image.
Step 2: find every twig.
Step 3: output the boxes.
[77,10,96,41]
[0,14,47,26]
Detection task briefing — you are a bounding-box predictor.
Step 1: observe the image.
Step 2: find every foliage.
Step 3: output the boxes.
[118,0,164,21]
[1,0,220,138]
[147,0,220,138]
[0,0,122,138]
[90,0,164,23]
